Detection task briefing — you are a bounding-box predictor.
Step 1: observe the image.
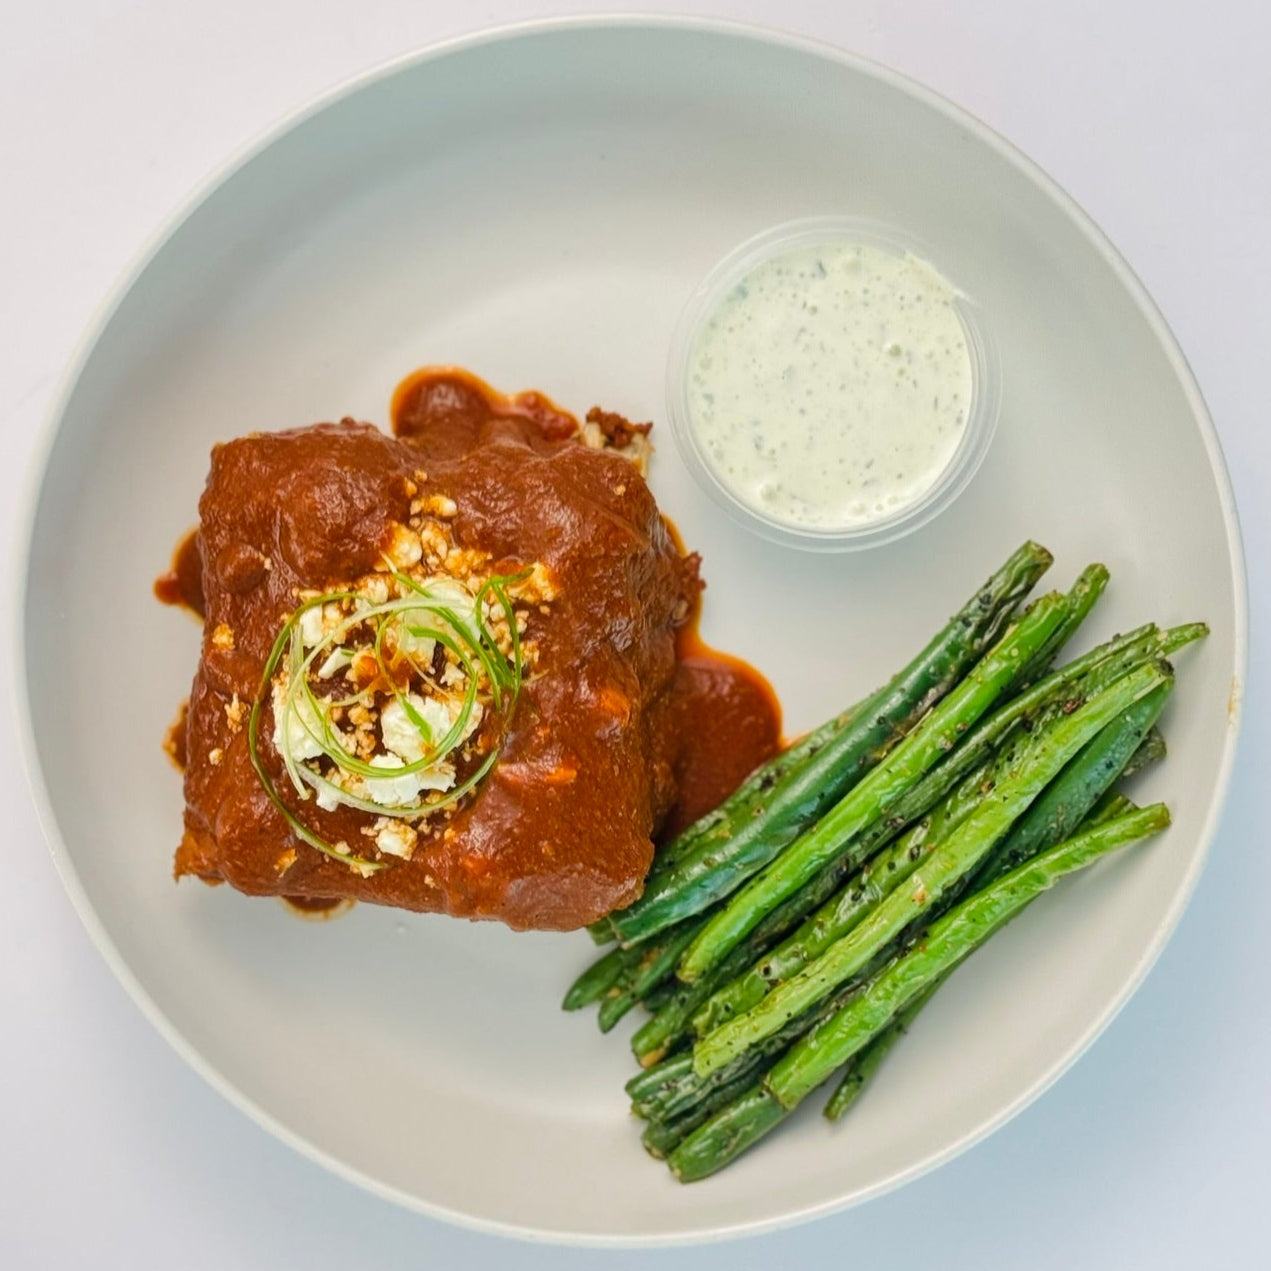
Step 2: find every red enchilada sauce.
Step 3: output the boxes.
[666,627,781,838]
[390,368,781,839]
[161,367,780,927]
[154,529,205,614]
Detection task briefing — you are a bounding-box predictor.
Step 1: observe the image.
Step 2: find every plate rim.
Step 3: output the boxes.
[13,12,1250,1248]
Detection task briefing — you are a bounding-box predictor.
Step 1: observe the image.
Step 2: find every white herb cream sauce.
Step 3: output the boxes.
[687,241,973,531]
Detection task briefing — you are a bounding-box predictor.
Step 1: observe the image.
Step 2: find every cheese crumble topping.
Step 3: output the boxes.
[252,499,555,875]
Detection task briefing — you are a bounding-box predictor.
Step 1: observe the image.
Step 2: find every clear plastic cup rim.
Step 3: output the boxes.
[666,216,1002,552]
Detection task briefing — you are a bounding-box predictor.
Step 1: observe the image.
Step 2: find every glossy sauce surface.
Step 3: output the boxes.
[165,368,779,928]
[154,529,204,614]
[395,370,782,844]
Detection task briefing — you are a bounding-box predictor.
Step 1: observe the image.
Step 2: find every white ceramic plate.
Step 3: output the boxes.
[19,17,1245,1246]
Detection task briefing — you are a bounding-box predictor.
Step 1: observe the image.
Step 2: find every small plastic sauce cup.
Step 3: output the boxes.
[667,217,1000,552]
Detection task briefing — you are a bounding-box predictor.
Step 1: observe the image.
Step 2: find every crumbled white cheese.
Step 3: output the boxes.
[374,820,418,860]
[386,523,424,568]
[272,682,326,761]
[315,775,344,812]
[380,693,451,762]
[363,753,455,806]
[508,560,559,604]
[417,521,452,564]
[299,606,325,648]
[422,493,458,518]
[380,695,423,761]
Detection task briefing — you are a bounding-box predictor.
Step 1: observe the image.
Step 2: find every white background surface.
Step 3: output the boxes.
[2,2,1267,1267]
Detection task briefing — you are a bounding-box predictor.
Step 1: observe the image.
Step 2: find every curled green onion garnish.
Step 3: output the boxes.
[246,570,530,874]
